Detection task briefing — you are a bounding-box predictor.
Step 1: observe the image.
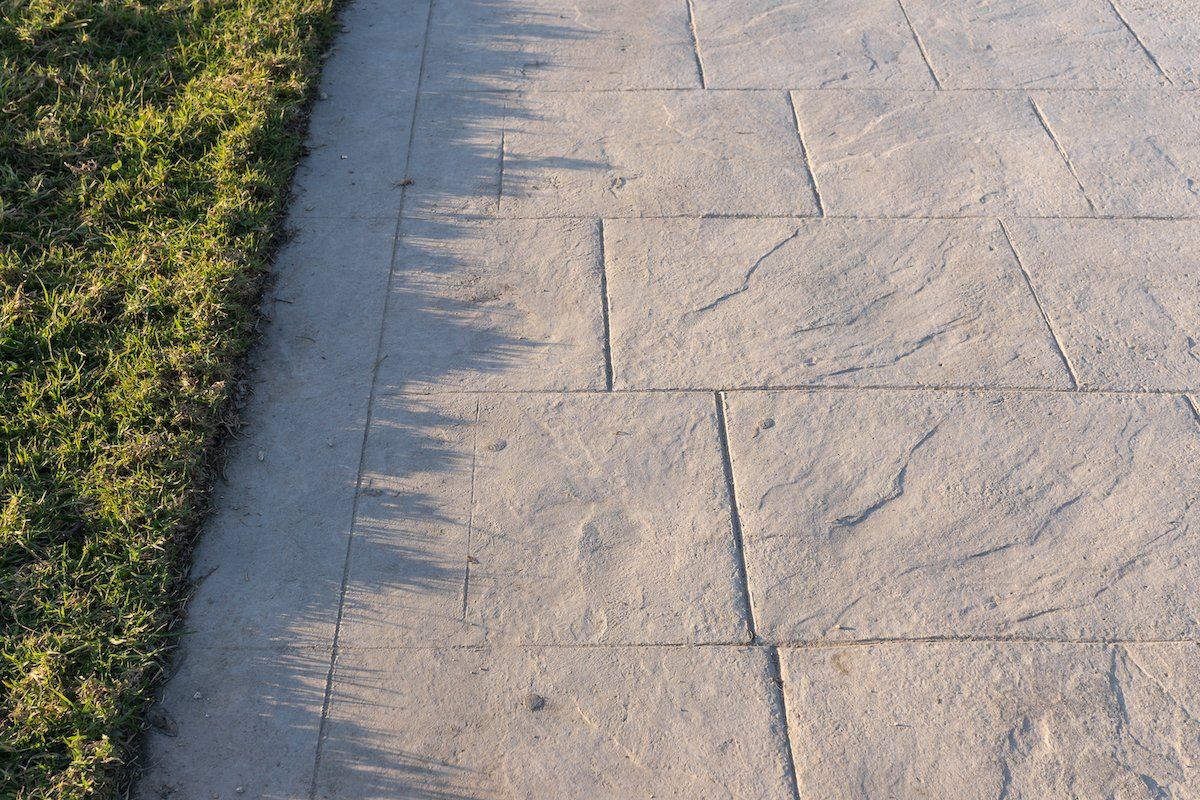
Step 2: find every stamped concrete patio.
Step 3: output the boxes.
[136,0,1200,797]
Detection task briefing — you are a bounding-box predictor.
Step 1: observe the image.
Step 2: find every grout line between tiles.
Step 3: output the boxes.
[460,401,482,620]
[895,0,943,89]
[307,0,437,794]
[598,219,615,390]
[1027,95,1099,215]
[297,211,1200,223]
[714,391,758,643]
[322,636,1200,651]
[998,219,1082,390]
[379,383,1199,397]
[416,86,1198,95]
[1105,0,1175,85]
[772,635,1200,648]
[496,129,506,211]
[770,647,803,800]
[786,92,825,216]
[685,0,707,89]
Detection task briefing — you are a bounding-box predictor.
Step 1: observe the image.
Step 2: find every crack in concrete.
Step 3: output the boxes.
[687,227,801,316]
[829,422,942,534]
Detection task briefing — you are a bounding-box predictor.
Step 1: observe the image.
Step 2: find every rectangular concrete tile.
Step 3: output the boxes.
[135,645,329,800]
[794,90,1093,217]
[1007,219,1200,391]
[315,646,794,799]
[724,390,1200,642]
[499,91,821,217]
[783,643,1200,799]
[339,392,751,647]
[1119,0,1200,86]
[376,217,606,392]
[693,0,935,89]
[903,0,1166,88]
[605,217,1071,390]
[1033,90,1200,218]
[289,0,428,218]
[422,0,699,90]
[184,217,397,646]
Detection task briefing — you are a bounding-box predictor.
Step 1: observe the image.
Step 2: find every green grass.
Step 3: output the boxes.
[0,1,342,794]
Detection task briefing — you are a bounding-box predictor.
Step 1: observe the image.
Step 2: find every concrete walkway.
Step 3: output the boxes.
[137,0,1200,797]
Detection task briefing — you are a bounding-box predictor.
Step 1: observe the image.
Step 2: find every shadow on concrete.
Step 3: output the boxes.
[134,1,609,798]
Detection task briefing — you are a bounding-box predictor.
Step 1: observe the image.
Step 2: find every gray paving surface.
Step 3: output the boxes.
[136,0,1200,797]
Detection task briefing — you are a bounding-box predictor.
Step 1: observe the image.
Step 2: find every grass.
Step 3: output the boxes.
[0,0,343,794]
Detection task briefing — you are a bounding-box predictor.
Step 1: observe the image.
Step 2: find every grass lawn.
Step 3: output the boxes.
[0,0,342,794]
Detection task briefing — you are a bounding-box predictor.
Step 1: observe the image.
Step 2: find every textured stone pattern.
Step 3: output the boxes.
[136,0,1200,797]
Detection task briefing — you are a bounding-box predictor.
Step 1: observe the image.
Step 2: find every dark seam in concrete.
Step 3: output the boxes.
[460,401,482,620]
[321,635,1200,651]
[294,211,1200,223]
[307,0,438,794]
[383,384,1198,397]
[384,383,1200,400]
[1105,0,1174,85]
[685,0,707,88]
[715,391,757,643]
[769,635,1196,647]
[496,128,506,211]
[1027,95,1098,215]
[786,92,825,217]
[598,219,615,390]
[896,0,943,89]
[769,646,803,800]
[998,218,1081,389]
[394,85,1200,94]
